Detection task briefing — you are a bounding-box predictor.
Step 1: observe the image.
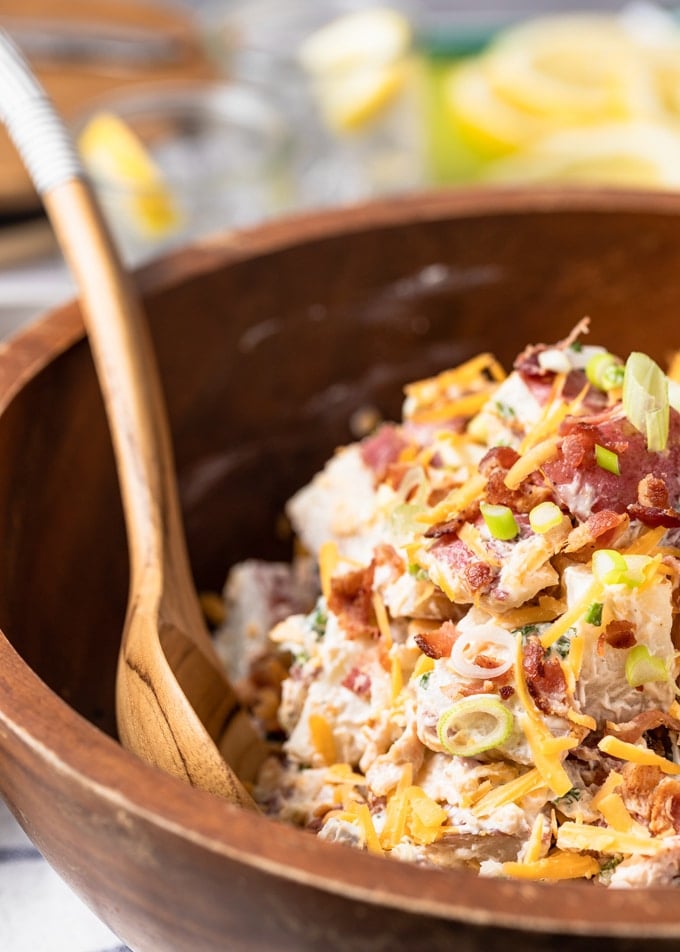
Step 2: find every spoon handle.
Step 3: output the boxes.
[0,28,183,587]
[0,32,264,803]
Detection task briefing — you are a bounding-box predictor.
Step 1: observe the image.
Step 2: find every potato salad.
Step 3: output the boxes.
[216,321,680,886]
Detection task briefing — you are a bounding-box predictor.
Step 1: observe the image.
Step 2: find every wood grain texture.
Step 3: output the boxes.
[43,179,262,804]
[1,189,680,950]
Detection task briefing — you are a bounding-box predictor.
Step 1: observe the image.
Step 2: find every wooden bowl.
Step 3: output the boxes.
[2,189,680,952]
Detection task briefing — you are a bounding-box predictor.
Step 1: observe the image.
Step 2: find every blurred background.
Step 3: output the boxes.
[2,0,680,334]
[1,1,680,948]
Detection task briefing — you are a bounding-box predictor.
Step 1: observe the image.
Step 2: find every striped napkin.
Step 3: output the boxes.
[0,800,130,952]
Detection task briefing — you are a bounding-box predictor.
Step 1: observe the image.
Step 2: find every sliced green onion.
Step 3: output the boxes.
[594,444,620,476]
[480,501,519,541]
[586,352,624,391]
[529,501,563,534]
[592,549,628,585]
[622,352,669,452]
[592,549,654,588]
[585,602,603,626]
[619,554,655,588]
[437,695,514,757]
[624,644,669,688]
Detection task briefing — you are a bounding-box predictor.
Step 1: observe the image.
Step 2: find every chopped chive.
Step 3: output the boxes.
[594,444,620,475]
[585,602,603,626]
[495,401,515,420]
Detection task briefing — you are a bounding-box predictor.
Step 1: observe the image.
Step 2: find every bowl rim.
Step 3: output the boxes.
[4,185,680,938]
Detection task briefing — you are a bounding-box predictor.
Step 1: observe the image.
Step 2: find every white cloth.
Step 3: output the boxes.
[0,800,128,952]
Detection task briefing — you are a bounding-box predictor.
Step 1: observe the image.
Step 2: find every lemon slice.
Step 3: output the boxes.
[482,120,680,189]
[297,7,412,133]
[78,112,181,239]
[482,14,658,123]
[313,59,411,133]
[443,59,552,158]
[298,7,410,75]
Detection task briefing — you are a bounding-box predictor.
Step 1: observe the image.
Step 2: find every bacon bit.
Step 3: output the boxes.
[620,763,662,822]
[565,510,628,552]
[608,710,680,744]
[561,428,598,470]
[486,469,553,513]
[627,503,680,529]
[478,446,521,475]
[638,475,670,509]
[479,444,552,513]
[425,503,481,539]
[603,619,636,649]
[342,667,372,698]
[464,561,494,594]
[414,620,457,659]
[499,685,515,700]
[373,543,405,575]
[328,565,378,639]
[596,633,606,657]
[425,515,466,539]
[522,635,568,715]
[650,778,680,835]
[360,424,409,483]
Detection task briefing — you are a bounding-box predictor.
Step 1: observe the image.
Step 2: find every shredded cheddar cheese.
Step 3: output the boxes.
[557,822,664,856]
[504,435,561,491]
[472,767,546,817]
[598,736,680,775]
[502,851,600,881]
[540,579,603,649]
[309,713,338,766]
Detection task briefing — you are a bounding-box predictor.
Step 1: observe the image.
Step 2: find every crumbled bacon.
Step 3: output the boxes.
[478,444,552,513]
[373,543,405,575]
[425,515,467,539]
[620,763,662,821]
[478,446,521,475]
[626,503,680,529]
[522,636,568,715]
[464,561,494,593]
[328,565,378,639]
[414,620,456,659]
[342,666,372,698]
[544,410,680,521]
[427,535,500,598]
[650,778,680,836]
[499,685,515,700]
[565,510,628,552]
[603,619,636,649]
[607,709,680,744]
[638,474,670,509]
[360,424,409,483]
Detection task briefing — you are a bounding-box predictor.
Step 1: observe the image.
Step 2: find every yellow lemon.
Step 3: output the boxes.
[313,59,412,134]
[482,14,659,123]
[297,7,412,133]
[482,120,680,189]
[443,58,553,159]
[78,111,181,238]
[298,7,410,75]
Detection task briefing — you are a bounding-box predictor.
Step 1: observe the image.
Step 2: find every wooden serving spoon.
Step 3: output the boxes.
[0,31,267,806]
